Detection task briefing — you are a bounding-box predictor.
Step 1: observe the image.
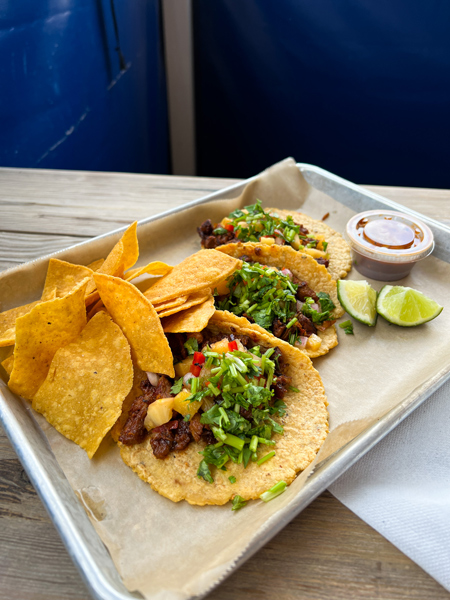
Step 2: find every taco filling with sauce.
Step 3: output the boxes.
[216,262,336,352]
[197,200,329,268]
[120,331,291,482]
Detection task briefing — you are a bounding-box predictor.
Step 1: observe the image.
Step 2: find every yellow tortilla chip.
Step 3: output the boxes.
[94,273,174,377]
[153,295,188,312]
[162,296,215,333]
[1,354,14,377]
[41,259,93,301]
[144,250,241,305]
[157,291,211,318]
[86,258,105,271]
[8,278,89,400]
[32,311,133,458]
[267,208,352,280]
[0,300,41,347]
[85,222,139,297]
[86,299,105,320]
[120,311,328,505]
[125,261,173,282]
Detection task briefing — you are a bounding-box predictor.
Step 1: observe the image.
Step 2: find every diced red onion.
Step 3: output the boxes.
[296,300,304,311]
[183,372,195,389]
[316,324,326,331]
[311,303,320,311]
[295,337,308,349]
[146,372,159,386]
[281,268,293,280]
[275,237,284,245]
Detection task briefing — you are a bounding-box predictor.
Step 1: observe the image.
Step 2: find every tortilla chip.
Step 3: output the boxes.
[41,259,93,301]
[0,300,41,347]
[125,261,173,282]
[1,354,14,377]
[153,295,189,312]
[120,311,328,505]
[32,311,133,458]
[161,297,216,333]
[157,291,211,318]
[267,208,352,280]
[94,273,174,377]
[87,299,105,320]
[86,259,105,271]
[85,222,139,297]
[144,250,241,305]
[8,278,89,400]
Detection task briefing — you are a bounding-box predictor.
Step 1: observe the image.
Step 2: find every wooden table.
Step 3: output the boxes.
[1,168,449,600]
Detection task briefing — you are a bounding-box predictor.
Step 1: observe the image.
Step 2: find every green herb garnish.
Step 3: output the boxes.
[339,319,354,335]
[260,480,287,502]
[231,495,247,511]
[171,378,183,394]
[184,337,198,355]
[229,476,237,483]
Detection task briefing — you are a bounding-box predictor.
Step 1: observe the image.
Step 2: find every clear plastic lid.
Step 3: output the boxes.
[346,210,434,264]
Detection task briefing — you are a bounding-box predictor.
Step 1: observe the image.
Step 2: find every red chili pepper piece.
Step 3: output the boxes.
[228,340,238,351]
[224,223,234,232]
[190,364,202,377]
[193,351,205,365]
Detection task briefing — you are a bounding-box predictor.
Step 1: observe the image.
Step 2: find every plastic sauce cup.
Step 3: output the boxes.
[346,210,434,281]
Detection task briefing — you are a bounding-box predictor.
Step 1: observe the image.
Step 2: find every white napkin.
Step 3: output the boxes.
[329,380,450,591]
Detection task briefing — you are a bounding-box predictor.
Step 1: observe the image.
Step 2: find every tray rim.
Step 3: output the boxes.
[1,162,450,600]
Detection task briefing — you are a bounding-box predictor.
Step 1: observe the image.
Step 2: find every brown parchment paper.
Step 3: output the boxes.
[5,158,450,600]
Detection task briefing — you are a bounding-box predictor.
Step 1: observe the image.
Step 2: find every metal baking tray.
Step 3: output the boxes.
[1,163,450,600]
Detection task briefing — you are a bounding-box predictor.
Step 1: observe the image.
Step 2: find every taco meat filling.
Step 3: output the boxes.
[215,262,336,351]
[197,200,330,269]
[120,331,293,482]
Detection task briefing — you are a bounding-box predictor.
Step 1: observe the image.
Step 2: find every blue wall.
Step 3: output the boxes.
[0,0,169,173]
[194,0,450,187]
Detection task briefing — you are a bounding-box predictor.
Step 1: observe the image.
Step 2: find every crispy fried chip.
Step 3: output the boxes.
[1,354,14,377]
[216,242,342,358]
[32,311,133,458]
[86,258,105,271]
[161,296,215,333]
[8,279,89,400]
[120,311,328,505]
[125,261,173,282]
[85,222,139,298]
[153,295,188,312]
[157,291,210,318]
[267,208,352,280]
[144,250,241,304]
[42,259,93,301]
[87,299,105,320]
[0,300,41,347]
[94,273,174,377]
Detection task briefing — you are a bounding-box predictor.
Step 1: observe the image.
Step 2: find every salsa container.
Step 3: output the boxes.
[1,163,450,600]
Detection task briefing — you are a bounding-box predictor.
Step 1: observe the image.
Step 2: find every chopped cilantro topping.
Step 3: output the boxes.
[339,319,354,335]
[184,337,198,355]
[231,495,247,511]
[171,377,183,394]
[197,459,214,483]
[224,200,323,252]
[229,476,237,483]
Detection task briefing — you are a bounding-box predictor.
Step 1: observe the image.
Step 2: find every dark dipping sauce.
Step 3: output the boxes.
[346,210,434,281]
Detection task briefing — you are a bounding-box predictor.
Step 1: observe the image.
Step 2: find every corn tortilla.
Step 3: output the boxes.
[267,208,352,280]
[216,242,343,358]
[120,312,328,506]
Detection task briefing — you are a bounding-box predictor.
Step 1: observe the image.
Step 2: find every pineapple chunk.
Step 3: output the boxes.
[260,236,275,245]
[221,217,233,227]
[172,390,202,418]
[213,278,230,296]
[306,334,322,352]
[304,247,326,259]
[144,397,174,430]
[210,338,231,354]
[174,355,193,378]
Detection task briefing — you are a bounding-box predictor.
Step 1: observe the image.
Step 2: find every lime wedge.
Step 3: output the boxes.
[337,280,377,326]
[376,285,443,326]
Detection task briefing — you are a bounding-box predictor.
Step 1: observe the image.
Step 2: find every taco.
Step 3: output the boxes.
[119,312,328,506]
[214,242,344,358]
[197,200,352,280]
